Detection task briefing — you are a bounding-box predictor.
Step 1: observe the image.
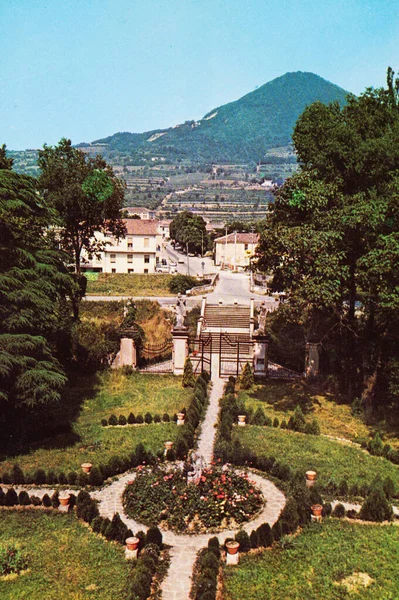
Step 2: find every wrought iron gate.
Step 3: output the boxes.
[138,339,173,372]
[218,332,252,378]
[190,334,212,377]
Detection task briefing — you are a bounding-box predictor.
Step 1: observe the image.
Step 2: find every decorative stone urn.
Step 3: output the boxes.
[226,540,240,555]
[59,493,70,507]
[311,504,323,517]
[237,415,246,427]
[81,462,93,474]
[126,536,140,551]
[305,470,317,487]
[164,441,174,451]
[177,413,185,426]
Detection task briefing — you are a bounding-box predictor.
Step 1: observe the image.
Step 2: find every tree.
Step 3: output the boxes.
[256,68,399,404]
[0,168,72,445]
[169,210,208,255]
[0,144,13,170]
[38,139,126,316]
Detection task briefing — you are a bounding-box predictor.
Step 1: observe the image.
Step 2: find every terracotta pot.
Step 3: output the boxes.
[177,413,185,420]
[306,470,317,481]
[226,541,240,555]
[126,536,140,551]
[81,462,92,474]
[59,494,70,506]
[164,441,174,450]
[311,504,323,517]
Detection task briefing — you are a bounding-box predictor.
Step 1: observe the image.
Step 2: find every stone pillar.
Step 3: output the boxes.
[305,342,320,378]
[112,337,137,369]
[172,328,189,375]
[253,334,268,376]
[249,297,255,336]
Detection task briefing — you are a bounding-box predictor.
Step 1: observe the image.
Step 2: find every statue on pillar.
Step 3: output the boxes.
[175,293,187,329]
[258,302,267,335]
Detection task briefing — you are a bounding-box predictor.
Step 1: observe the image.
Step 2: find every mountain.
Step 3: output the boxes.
[90,72,350,164]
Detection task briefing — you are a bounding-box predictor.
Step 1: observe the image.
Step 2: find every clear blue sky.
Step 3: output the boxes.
[1,0,398,149]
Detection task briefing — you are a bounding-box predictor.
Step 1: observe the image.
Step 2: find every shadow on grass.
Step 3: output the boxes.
[247,380,326,415]
[1,370,100,458]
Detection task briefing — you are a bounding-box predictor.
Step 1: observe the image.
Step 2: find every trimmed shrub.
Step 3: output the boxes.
[68,471,77,486]
[18,491,31,506]
[91,516,104,533]
[101,418,108,427]
[322,502,332,516]
[136,414,144,424]
[288,405,306,432]
[360,484,393,522]
[88,466,104,487]
[118,414,127,426]
[305,418,321,435]
[252,407,267,426]
[368,432,384,456]
[207,537,220,559]
[250,529,260,549]
[30,495,42,506]
[34,469,46,485]
[58,471,68,485]
[271,520,282,542]
[279,497,300,534]
[11,465,25,485]
[162,413,170,423]
[46,470,57,485]
[0,488,8,505]
[383,476,395,499]
[144,412,153,425]
[332,503,346,518]
[108,414,118,426]
[239,362,254,389]
[127,412,136,425]
[182,358,195,388]
[5,488,18,506]
[280,419,288,429]
[42,493,52,507]
[273,417,280,428]
[337,479,349,497]
[100,517,111,536]
[146,526,163,549]
[347,509,358,519]
[154,414,161,423]
[235,529,250,552]
[51,491,60,508]
[165,448,176,461]
[78,472,89,487]
[257,523,273,547]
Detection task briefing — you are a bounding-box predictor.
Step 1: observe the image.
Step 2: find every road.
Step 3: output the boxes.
[163,243,214,276]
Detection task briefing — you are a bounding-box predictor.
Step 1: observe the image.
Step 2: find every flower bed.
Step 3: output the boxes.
[122,464,264,533]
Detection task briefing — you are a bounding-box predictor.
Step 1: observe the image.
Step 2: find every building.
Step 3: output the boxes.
[214,232,259,270]
[80,219,159,274]
[123,206,156,220]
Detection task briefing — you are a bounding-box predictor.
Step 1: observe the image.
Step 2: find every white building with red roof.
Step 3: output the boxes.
[214,232,259,270]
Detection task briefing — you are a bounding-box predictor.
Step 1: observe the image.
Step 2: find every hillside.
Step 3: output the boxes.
[91,71,349,163]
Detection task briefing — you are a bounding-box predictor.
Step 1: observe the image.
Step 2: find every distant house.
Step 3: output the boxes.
[124,206,156,220]
[80,219,159,274]
[214,232,259,270]
[157,219,171,239]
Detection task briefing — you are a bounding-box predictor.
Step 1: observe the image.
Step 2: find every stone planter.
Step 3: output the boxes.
[177,413,185,426]
[305,470,317,487]
[126,536,140,551]
[81,462,92,474]
[311,504,323,517]
[226,541,240,555]
[59,493,70,507]
[237,415,246,427]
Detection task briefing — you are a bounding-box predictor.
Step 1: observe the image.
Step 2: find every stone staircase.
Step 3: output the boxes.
[203,303,251,330]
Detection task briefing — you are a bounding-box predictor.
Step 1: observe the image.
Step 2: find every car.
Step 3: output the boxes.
[169,261,177,268]
[156,265,170,273]
[169,266,177,274]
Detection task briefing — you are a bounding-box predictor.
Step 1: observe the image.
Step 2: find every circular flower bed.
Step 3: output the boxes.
[123,464,264,533]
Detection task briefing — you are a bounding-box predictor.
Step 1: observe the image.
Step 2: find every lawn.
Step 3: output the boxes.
[86,273,175,296]
[0,371,192,476]
[0,510,130,600]
[238,380,396,445]
[235,426,399,491]
[223,519,399,600]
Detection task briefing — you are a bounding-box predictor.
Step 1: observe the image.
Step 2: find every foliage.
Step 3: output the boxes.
[0,544,27,576]
[182,358,195,388]
[169,210,208,254]
[123,464,264,533]
[86,273,175,296]
[359,483,394,522]
[168,274,199,295]
[239,362,254,390]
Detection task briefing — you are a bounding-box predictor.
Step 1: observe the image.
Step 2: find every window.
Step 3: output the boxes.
[144,237,149,248]
[110,253,116,263]
[244,244,249,250]
[144,254,150,264]
[111,268,116,274]
[127,254,133,263]
[144,268,148,274]
[127,237,133,248]
[128,269,134,273]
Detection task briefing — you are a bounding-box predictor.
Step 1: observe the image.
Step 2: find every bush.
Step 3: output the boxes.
[273,417,280,428]
[34,468,46,485]
[154,413,161,423]
[368,432,384,456]
[11,465,25,485]
[305,418,321,435]
[288,405,306,432]
[250,529,259,549]
[127,412,136,425]
[101,418,108,427]
[146,526,163,549]
[162,413,170,422]
[18,491,31,506]
[88,466,104,487]
[108,414,118,426]
[235,529,251,552]
[68,471,77,486]
[257,522,273,547]
[360,484,394,522]
[175,437,189,459]
[239,362,254,390]
[337,479,349,497]
[332,503,346,518]
[271,520,282,542]
[280,497,300,534]
[5,488,18,506]
[136,414,144,424]
[280,419,288,429]
[58,471,68,485]
[207,537,220,559]
[0,544,27,576]
[383,476,395,499]
[322,502,332,516]
[252,407,267,426]
[51,491,60,508]
[91,516,103,533]
[30,495,42,506]
[169,274,198,294]
[42,493,52,507]
[144,412,153,425]
[118,414,127,426]
[182,358,195,388]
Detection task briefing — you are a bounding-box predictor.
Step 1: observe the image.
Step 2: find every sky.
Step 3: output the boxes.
[1,0,399,150]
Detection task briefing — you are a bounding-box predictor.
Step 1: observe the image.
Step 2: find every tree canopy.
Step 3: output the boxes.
[169,210,208,255]
[256,68,399,406]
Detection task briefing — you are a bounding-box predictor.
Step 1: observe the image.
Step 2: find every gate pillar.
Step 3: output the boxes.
[253,334,268,376]
[172,327,189,375]
[113,337,137,369]
[305,342,320,378]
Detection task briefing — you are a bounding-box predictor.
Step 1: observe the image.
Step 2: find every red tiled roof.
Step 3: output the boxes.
[124,219,158,235]
[214,232,259,244]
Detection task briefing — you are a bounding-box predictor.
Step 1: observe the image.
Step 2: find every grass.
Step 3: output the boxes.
[0,371,192,475]
[238,380,397,445]
[223,519,399,600]
[0,510,130,600]
[235,426,399,490]
[86,273,175,296]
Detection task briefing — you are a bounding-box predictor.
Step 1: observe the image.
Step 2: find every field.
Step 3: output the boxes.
[85,273,175,296]
[223,519,399,600]
[0,371,192,475]
[0,510,130,600]
[235,426,399,490]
